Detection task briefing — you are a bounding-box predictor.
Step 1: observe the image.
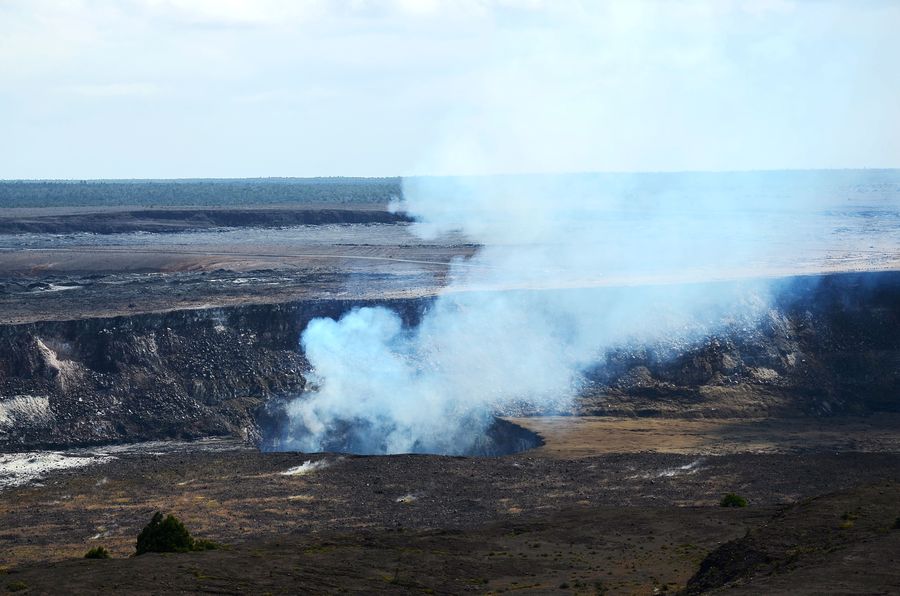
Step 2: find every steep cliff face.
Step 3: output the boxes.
[0,298,428,449]
[583,272,900,417]
[0,272,897,450]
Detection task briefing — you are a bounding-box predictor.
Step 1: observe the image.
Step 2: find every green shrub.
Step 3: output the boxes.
[135,512,220,555]
[191,538,221,551]
[84,546,111,559]
[136,512,194,555]
[720,493,748,508]
[6,581,27,592]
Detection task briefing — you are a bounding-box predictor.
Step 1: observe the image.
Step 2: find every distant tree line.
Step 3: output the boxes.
[0,177,402,208]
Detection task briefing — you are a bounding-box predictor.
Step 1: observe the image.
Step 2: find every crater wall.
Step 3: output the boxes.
[0,271,897,450]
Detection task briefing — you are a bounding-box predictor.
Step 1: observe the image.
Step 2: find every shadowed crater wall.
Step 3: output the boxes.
[0,271,897,450]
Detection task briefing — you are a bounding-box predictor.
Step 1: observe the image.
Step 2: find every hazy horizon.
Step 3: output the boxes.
[3,166,900,184]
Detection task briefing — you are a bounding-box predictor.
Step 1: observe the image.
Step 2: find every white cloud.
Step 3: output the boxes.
[61,82,163,98]
[133,0,328,26]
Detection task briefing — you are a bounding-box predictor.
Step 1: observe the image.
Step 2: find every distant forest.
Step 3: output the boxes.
[0,178,402,208]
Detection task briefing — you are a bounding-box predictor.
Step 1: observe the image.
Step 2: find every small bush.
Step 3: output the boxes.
[136,512,194,554]
[839,511,859,529]
[135,512,220,555]
[191,538,221,551]
[720,493,748,508]
[6,581,28,592]
[84,546,111,559]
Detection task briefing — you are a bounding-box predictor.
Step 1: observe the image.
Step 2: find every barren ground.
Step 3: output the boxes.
[511,415,900,458]
[1,416,900,594]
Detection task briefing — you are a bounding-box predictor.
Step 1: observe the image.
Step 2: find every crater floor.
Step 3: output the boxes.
[2,417,900,594]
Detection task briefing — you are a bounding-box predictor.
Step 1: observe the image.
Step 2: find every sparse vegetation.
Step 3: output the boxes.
[192,538,220,551]
[135,512,220,555]
[84,546,111,559]
[719,493,748,508]
[6,581,27,592]
[839,511,859,529]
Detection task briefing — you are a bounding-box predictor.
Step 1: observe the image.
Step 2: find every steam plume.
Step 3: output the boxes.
[273,0,897,454]
[279,173,806,454]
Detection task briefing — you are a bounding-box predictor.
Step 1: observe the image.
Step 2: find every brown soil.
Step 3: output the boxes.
[2,419,900,594]
[6,483,898,595]
[2,503,764,595]
[511,415,900,458]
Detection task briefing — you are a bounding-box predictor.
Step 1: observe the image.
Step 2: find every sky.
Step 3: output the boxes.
[1,0,898,179]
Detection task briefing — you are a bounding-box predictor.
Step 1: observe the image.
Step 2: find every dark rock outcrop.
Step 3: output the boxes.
[581,272,900,418]
[0,298,429,449]
[682,481,900,594]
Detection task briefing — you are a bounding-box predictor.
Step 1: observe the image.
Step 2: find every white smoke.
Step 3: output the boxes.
[280,173,788,454]
[274,1,892,454]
